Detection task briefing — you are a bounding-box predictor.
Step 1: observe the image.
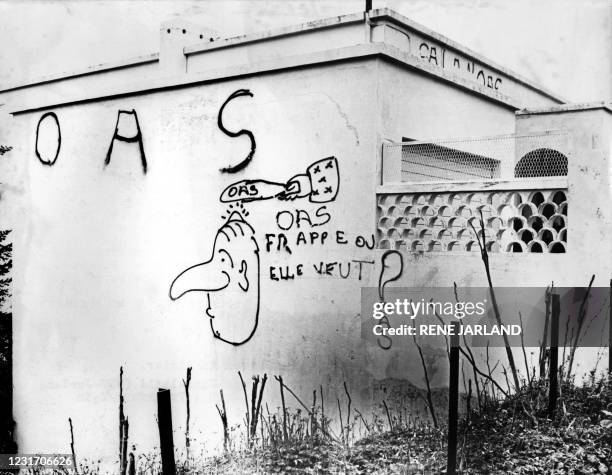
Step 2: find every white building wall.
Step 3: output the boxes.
[1,10,603,466]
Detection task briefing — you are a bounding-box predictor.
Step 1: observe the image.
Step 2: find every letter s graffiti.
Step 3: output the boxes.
[217,89,256,173]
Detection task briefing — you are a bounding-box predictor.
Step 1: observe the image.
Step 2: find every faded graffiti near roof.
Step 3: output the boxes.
[417,41,503,91]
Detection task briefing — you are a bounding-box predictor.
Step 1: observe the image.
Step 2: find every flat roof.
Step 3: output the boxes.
[517,101,612,116]
[1,8,565,114]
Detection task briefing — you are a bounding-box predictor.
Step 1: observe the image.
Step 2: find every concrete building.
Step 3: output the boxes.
[0,8,610,464]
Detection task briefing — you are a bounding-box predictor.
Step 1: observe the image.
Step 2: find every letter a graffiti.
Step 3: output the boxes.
[105,109,147,173]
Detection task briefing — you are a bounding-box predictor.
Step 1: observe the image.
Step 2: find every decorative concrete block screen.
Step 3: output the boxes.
[376,188,568,253]
[379,133,570,253]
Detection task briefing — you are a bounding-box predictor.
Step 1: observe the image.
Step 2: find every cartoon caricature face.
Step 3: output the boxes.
[169,212,260,346]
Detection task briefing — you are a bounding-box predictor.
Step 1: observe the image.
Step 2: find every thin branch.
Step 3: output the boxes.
[274,377,340,443]
[69,418,78,475]
[539,284,553,379]
[354,408,371,433]
[518,311,531,386]
[215,389,229,452]
[182,367,192,461]
[460,345,508,397]
[382,399,393,431]
[469,212,520,391]
[238,371,251,445]
[412,324,438,428]
[567,274,595,378]
[343,382,352,444]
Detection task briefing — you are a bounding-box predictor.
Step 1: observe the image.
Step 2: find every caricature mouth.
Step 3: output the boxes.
[205,293,215,319]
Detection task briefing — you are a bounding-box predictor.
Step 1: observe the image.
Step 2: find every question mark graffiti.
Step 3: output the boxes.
[376,250,404,350]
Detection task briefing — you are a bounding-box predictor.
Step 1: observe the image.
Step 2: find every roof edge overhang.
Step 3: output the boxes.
[7,43,524,115]
[0,8,565,106]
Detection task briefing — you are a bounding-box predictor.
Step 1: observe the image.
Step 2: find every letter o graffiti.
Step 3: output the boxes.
[35,112,61,166]
[275,210,294,231]
[355,234,375,249]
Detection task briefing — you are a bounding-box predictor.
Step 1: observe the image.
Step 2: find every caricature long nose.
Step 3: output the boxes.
[169,260,230,300]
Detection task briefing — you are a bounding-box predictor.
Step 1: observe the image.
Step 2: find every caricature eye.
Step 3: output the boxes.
[218,249,233,268]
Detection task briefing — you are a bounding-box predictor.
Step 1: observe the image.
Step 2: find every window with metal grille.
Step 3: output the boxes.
[514,148,568,178]
[383,132,569,184]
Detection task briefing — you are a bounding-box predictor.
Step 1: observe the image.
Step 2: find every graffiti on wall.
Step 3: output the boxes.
[35,112,61,166]
[29,87,376,345]
[376,250,404,350]
[105,110,147,173]
[220,157,340,204]
[169,209,260,346]
[378,250,404,301]
[218,89,256,173]
[266,208,375,281]
[417,41,503,91]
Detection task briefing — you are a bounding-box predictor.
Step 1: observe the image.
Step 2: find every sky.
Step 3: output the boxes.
[0,0,610,103]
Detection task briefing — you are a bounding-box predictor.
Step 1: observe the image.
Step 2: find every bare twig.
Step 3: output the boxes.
[412,324,438,428]
[310,390,318,437]
[182,367,192,461]
[486,343,499,401]
[518,311,531,386]
[69,418,78,475]
[462,333,482,410]
[539,284,553,378]
[128,453,135,475]
[343,382,352,444]
[320,385,325,434]
[469,212,520,391]
[118,367,129,475]
[275,376,289,442]
[121,418,129,475]
[466,380,472,422]
[382,399,393,431]
[274,377,339,443]
[458,340,507,397]
[337,398,344,444]
[238,371,251,445]
[250,375,260,444]
[252,374,267,443]
[354,408,371,433]
[502,365,511,395]
[567,274,596,378]
[215,389,229,452]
